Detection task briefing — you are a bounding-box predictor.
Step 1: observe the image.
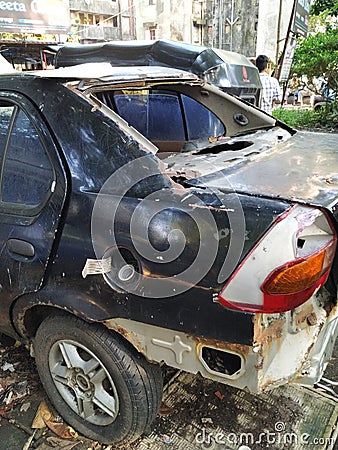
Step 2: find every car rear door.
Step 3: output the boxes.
[0,92,67,334]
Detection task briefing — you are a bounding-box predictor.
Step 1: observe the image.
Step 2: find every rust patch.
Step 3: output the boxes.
[191,335,251,357]
[259,377,287,392]
[254,316,285,348]
[114,325,131,340]
[103,321,144,354]
[306,312,318,326]
[165,168,202,180]
[294,303,315,328]
[324,298,338,317]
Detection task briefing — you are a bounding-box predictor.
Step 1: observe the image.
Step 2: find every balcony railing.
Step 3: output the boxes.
[74,24,122,41]
[70,0,119,15]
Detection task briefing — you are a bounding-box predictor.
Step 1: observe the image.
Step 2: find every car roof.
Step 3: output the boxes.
[1,63,200,84]
[0,54,16,74]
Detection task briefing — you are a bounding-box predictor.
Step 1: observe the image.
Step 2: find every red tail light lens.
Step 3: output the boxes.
[218,206,337,314]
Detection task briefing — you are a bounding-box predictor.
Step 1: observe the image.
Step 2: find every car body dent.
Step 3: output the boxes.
[183,131,338,210]
[254,290,338,390]
[162,127,292,181]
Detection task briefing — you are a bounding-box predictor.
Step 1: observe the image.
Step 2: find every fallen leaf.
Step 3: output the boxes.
[31,401,53,429]
[158,402,174,416]
[22,430,37,450]
[44,417,79,440]
[36,436,80,449]
[215,390,224,400]
[20,402,31,413]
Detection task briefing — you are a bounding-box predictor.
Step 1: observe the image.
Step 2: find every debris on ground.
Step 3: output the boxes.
[32,400,78,439]
[0,337,41,419]
[214,390,224,400]
[0,335,337,450]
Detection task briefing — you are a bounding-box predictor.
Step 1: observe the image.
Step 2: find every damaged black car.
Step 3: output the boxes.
[0,58,337,446]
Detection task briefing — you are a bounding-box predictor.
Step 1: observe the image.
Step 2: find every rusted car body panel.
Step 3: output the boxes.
[179,131,338,209]
[103,289,338,392]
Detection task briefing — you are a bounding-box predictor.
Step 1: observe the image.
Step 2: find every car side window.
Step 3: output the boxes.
[0,105,54,208]
[0,104,13,153]
[181,94,225,139]
[114,91,185,141]
[112,90,225,143]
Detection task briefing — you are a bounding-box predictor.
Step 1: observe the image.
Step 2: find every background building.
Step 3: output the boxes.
[134,0,308,64]
[0,0,309,72]
[69,0,136,42]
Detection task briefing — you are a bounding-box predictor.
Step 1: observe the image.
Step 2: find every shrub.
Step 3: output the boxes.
[272,104,338,130]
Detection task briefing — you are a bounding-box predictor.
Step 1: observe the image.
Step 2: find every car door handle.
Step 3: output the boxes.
[7,239,35,258]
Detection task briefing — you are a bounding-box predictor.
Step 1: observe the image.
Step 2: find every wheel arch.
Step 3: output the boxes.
[15,304,81,338]
[11,292,125,342]
[14,303,148,363]
[10,279,110,334]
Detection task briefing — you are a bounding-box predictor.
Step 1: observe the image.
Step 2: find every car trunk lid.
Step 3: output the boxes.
[164,130,338,212]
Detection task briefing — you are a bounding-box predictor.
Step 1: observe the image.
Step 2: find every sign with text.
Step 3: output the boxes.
[279,36,297,82]
[0,0,70,34]
[293,0,311,36]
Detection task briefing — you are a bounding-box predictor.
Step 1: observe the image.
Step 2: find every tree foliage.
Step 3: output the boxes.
[273,106,338,130]
[292,28,338,92]
[310,0,338,16]
[291,15,338,106]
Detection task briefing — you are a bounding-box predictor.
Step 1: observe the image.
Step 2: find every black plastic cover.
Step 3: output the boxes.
[53,39,262,104]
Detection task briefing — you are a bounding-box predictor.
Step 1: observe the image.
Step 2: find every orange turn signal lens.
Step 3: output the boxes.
[263,247,329,295]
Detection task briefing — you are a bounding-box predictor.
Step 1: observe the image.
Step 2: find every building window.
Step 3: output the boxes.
[112,16,118,27]
[149,0,155,5]
[149,28,156,40]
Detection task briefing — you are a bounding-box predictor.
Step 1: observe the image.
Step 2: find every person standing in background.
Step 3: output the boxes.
[255,54,282,115]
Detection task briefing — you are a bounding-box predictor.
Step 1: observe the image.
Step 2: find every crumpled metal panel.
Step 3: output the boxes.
[178,131,338,210]
[27,63,200,83]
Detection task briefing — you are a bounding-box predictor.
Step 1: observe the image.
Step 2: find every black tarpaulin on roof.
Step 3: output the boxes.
[53,39,262,103]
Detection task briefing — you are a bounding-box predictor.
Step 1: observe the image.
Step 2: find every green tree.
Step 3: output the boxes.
[291,0,338,108]
[292,28,338,96]
[310,0,338,16]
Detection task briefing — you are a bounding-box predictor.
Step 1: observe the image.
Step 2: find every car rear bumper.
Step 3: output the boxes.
[105,289,338,393]
[295,309,338,386]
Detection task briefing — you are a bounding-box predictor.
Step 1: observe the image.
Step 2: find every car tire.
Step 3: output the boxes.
[33,314,163,446]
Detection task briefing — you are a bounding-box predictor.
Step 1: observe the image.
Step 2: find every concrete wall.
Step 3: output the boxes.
[256,0,294,63]
[135,0,196,43]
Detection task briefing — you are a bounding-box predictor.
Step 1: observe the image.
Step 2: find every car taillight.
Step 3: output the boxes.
[218,206,337,314]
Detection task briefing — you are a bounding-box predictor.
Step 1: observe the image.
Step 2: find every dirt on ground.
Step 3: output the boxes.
[0,334,337,450]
